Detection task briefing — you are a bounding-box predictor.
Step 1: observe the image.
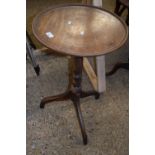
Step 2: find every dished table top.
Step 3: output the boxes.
[32,4,128,57]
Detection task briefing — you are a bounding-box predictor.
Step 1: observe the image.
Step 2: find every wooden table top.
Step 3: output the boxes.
[32,4,128,56]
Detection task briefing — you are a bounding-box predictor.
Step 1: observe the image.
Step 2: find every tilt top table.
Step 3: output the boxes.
[32,4,128,145]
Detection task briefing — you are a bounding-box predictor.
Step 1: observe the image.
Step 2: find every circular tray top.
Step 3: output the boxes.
[32,4,128,56]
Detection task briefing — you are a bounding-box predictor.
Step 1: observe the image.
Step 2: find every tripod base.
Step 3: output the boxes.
[40,90,100,145]
[40,57,100,145]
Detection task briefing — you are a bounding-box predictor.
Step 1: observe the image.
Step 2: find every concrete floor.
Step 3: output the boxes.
[26,0,129,155]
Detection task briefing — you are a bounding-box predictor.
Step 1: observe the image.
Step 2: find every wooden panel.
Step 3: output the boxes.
[83,58,98,91]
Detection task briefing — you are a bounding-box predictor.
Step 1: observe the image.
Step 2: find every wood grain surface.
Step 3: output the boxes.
[32,4,128,56]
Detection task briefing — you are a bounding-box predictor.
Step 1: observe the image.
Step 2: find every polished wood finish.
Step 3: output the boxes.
[32,4,128,57]
[32,4,128,145]
[40,57,99,145]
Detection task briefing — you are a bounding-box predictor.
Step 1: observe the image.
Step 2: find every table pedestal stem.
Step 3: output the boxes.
[40,56,100,145]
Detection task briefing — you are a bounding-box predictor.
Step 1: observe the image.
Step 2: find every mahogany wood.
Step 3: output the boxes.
[32,4,128,57]
[32,4,128,145]
[40,57,99,145]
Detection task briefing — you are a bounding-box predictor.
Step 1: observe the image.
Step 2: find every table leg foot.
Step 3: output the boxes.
[40,92,70,109]
[34,65,40,76]
[72,98,88,145]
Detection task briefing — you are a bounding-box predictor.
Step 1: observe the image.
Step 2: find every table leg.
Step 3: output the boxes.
[39,56,100,145]
[72,97,88,145]
[40,91,70,108]
[70,57,88,144]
